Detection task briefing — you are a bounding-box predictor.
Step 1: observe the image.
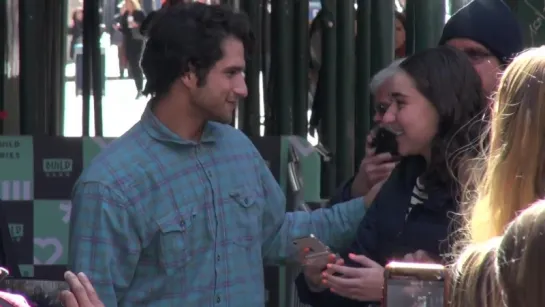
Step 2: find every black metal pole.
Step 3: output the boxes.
[44,0,68,136]
[292,0,309,137]
[335,0,355,185]
[91,0,104,136]
[369,0,395,122]
[319,0,337,197]
[19,0,46,134]
[413,0,445,52]
[241,0,261,137]
[271,0,293,135]
[354,0,371,165]
[0,0,5,135]
[405,0,416,55]
[82,0,93,136]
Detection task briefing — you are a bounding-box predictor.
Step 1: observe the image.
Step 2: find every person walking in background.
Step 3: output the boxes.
[68,7,84,61]
[112,2,129,79]
[113,0,145,99]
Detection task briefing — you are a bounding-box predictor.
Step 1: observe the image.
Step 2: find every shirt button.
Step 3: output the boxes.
[207,170,213,177]
[216,295,221,303]
[217,255,220,261]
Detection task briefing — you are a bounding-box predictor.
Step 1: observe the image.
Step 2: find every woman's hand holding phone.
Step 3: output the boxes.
[301,248,342,292]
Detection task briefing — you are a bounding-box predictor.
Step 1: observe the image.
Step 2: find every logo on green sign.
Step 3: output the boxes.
[43,159,73,177]
[8,223,24,242]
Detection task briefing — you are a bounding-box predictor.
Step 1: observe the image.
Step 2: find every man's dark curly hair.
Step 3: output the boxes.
[399,46,489,196]
[140,3,254,98]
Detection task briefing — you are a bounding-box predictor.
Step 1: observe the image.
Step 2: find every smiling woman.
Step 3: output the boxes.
[295,46,489,307]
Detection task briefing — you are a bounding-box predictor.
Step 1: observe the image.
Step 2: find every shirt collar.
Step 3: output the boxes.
[140,102,217,145]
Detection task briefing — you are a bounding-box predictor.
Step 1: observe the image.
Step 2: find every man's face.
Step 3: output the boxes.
[187,37,248,124]
[372,78,394,124]
[446,38,502,96]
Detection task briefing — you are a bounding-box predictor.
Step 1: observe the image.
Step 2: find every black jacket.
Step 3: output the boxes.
[295,156,458,307]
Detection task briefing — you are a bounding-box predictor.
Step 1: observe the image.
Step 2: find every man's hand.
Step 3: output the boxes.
[60,271,104,307]
[322,253,384,301]
[351,132,396,198]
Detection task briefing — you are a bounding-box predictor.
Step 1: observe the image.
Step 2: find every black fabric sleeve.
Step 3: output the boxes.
[134,10,146,23]
[328,176,356,206]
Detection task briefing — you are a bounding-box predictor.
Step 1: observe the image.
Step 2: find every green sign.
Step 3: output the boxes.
[0,136,104,279]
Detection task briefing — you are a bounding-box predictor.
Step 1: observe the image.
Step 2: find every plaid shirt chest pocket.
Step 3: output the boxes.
[227,187,263,247]
[157,207,198,276]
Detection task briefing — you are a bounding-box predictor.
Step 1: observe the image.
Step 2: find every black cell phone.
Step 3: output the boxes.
[383,262,448,307]
[372,128,398,155]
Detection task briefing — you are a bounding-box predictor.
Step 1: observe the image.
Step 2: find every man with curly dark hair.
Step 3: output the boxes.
[68,3,373,306]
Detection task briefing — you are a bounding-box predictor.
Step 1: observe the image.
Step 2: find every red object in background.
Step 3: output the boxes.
[0,111,7,120]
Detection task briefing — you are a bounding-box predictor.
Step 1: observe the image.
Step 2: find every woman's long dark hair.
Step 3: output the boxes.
[399,46,489,196]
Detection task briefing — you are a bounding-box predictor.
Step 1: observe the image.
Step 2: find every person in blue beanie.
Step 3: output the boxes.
[440,0,523,99]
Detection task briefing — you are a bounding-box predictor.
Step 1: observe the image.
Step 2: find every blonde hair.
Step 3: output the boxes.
[467,47,545,243]
[125,0,142,11]
[450,238,502,307]
[496,199,545,307]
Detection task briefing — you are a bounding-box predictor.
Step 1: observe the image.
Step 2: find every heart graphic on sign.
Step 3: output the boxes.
[34,238,63,265]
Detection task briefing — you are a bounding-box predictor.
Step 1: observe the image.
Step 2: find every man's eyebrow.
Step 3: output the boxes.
[391,92,407,99]
[223,65,245,72]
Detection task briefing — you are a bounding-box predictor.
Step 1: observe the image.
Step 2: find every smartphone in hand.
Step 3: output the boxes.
[293,234,332,267]
[372,128,399,156]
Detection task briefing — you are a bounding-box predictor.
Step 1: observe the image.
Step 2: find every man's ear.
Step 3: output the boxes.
[181,66,198,88]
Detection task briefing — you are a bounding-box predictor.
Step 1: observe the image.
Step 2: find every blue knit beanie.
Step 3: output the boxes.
[439,0,523,64]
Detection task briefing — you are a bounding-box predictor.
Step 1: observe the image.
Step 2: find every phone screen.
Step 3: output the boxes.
[386,278,444,307]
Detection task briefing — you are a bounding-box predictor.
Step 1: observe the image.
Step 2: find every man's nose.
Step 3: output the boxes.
[381,107,396,124]
[373,113,383,124]
[234,77,248,98]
